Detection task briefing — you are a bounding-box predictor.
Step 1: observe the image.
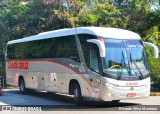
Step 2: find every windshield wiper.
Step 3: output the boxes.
[117,52,131,80]
[122,51,131,75]
[130,54,143,80]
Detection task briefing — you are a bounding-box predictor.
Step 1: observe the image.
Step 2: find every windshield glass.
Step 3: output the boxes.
[103,39,149,78]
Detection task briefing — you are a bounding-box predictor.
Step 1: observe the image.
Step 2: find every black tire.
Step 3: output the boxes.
[112,100,120,103]
[74,83,83,105]
[19,78,27,94]
[47,92,55,95]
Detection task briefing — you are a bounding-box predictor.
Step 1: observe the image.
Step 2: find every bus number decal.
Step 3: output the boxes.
[8,61,28,70]
[126,82,138,86]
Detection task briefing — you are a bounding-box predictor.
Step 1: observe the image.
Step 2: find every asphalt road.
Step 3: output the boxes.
[0,89,160,112]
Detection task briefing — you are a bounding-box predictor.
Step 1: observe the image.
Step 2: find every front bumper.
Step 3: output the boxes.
[100,83,150,101]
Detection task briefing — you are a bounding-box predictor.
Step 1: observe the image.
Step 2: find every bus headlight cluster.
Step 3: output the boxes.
[97,79,113,88]
[105,83,113,88]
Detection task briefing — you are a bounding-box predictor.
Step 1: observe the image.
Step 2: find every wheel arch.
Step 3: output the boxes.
[69,79,82,95]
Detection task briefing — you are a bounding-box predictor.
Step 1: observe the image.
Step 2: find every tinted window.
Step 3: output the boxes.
[78,34,100,72]
[7,35,80,62]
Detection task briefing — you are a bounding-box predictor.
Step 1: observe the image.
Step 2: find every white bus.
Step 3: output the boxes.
[6,27,159,104]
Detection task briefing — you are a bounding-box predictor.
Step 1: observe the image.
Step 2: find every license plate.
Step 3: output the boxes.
[127,93,136,97]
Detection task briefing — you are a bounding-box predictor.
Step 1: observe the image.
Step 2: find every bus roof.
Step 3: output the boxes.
[7,27,141,45]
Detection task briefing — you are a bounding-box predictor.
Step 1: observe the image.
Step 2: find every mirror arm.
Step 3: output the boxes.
[87,39,105,57]
[144,42,159,58]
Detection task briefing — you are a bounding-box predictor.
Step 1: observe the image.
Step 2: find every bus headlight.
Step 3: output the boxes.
[105,83,113,88]
[97,79,113,88]
[102,82,113,88]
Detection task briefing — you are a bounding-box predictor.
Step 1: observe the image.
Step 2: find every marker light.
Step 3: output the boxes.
[97,79,101,83]
[98,38,104,43]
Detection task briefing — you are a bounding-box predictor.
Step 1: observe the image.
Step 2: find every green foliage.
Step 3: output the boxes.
[144,26,160,79]
[144,26,159,45]
[146,46,160,81]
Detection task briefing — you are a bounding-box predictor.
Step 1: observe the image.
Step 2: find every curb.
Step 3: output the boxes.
[5,86,19,89]
[150,92,160,96]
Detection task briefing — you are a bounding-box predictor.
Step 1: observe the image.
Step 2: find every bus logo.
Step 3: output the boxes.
[79,63,85,73]
[130,87,134,91]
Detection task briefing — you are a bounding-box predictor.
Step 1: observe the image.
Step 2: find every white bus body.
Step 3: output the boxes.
[5,27,159,104]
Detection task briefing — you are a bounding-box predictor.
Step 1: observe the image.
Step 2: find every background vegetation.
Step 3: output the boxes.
[0,0,160,90]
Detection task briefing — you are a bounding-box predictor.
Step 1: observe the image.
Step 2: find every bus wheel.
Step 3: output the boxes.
[74,83,83,105]
[19,78,27,94]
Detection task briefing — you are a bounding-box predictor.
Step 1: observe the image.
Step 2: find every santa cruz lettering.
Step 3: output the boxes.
[8,61,28,70]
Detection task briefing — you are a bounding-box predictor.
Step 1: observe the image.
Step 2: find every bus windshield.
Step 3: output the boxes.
[102,39,149,78]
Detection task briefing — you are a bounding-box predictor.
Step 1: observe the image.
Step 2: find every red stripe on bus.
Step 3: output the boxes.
[6,60,98,93]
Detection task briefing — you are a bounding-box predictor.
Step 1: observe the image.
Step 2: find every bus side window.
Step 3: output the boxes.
[78,34,100,73]
[90,48,100,73]
[7,45,14,59]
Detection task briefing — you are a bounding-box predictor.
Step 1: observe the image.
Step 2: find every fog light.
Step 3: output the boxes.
[108,93,113,97]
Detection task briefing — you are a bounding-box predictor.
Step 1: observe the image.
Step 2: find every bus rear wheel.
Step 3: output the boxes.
[74,83,83,105]
[19,78,27,94]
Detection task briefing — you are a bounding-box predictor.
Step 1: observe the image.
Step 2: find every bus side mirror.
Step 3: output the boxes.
[87,39,105,57]
[143,42,159,58]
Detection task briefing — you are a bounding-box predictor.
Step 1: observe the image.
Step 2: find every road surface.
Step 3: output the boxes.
[0,89,160,113]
